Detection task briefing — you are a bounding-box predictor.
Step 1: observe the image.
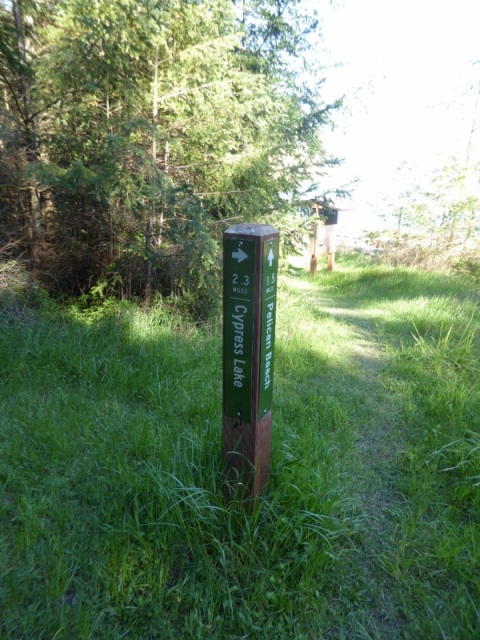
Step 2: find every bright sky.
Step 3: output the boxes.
[311,0,480,233]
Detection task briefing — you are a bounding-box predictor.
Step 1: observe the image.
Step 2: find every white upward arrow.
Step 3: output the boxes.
[267,247,275,267]
[232,247,248,263]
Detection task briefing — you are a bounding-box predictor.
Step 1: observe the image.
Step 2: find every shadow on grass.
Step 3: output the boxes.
[283,260,479,349]
[292,257,480,305]
[286,263,308,278]
[2,261,479,639]
[0,303,370,639]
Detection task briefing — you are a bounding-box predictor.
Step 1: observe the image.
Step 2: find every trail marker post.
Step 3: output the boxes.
[324,208,338,271]
[309,221,318,276]
[311,200,339,271]
[222,224,279,501]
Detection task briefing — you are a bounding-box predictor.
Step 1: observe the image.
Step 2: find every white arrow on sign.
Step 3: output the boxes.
[232,247,248,263]
[267,247,275,267]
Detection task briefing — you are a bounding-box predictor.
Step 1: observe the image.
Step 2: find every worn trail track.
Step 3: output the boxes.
[319,296,409,638]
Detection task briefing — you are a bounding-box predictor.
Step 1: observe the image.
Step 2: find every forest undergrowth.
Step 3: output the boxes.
[0,253,479,639]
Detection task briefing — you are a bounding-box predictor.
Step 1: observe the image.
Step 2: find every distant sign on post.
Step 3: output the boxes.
[312,200,339,271]
[222,224,279,501]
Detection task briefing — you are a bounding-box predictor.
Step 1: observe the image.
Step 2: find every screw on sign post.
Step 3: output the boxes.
[223,224,279,502]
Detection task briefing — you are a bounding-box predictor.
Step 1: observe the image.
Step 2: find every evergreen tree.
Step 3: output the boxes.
[1,0,340,314]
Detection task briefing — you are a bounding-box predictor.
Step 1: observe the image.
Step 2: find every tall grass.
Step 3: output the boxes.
[381,316,480,637]
[288,253,480,637]
[1,254,479,638]
[0,284,359,639]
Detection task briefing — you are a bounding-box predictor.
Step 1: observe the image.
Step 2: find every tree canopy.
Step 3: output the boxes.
[1,0,340,315]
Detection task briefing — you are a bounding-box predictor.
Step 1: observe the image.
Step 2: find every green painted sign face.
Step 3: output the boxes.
[223,238,257,422]
[259,237,279,417]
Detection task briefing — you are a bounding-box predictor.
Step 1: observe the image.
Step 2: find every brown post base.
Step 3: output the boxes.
[222,411,272,503]
[327,252,335,271]
[310,255,318,276]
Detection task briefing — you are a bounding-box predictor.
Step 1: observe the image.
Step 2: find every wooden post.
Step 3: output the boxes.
[222,224,279,502]
[323,208,338,272]
[310,221,318,276]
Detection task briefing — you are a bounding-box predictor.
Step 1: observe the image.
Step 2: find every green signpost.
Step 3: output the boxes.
[222,224,279,500]
[259,237,279,418]
[223,238,256,422]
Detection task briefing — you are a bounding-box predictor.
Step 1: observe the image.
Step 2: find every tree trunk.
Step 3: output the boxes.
[12,0,43,262]
[144,45,159,304]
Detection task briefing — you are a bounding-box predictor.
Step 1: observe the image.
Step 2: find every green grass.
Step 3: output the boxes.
[1,253,479,638]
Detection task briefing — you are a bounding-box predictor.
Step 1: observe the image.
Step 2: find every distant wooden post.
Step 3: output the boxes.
[310,221,318,276]
[222,224,279,502]
[323,206,339,272]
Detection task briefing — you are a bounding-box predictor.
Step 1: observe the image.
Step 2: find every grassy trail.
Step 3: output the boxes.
[282,262,411,637]
[325,300,408,636]
[281,255,480,639]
